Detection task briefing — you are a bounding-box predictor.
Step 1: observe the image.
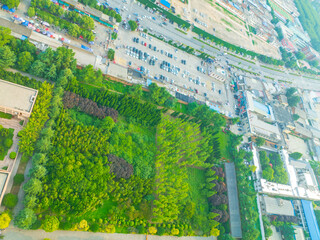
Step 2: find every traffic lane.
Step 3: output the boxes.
[109,0,320,90]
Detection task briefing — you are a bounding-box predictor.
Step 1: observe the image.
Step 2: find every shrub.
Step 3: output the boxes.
[14,174,25,185]
[0,112,12,119]
[90,223,99,232]
[2,193,18,209]
[289,152,303,160]
[42,215,60,232]
[4,139,13,148]
[9,152,16,159]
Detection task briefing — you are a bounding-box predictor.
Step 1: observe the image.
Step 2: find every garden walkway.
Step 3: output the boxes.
[4,227,216,240]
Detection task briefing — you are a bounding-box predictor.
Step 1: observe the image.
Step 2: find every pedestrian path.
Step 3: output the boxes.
[4,227,216,240]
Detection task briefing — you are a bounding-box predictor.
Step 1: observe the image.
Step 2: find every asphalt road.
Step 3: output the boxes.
[107,0,320,91]
[3,226,216,240]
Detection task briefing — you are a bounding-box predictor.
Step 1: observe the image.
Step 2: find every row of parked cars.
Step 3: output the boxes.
[197,66,206,74]
[160,60,180,76]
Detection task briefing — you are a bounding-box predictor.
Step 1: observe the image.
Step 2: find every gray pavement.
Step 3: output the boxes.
[3,227,216,240]
[224,162,242,238]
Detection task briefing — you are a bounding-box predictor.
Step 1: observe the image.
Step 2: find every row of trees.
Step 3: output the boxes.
[77,0,122,22]
[15,77,65,230]
[63,91,119,122]
[65,81,162,126]
[30,0,95,30]
[227,133,261,240]
[32,9,95,42]
[153,117,220,236]
[19,82,53,157]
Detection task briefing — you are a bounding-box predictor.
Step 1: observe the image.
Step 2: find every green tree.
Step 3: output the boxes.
[13,174,25,185]
[107,49,115,61]
[295,51,305,60]
[310,60,319,67]
[9,152,16,159]
[42,215,60,232]
[0,212,11,229]
[45,64,57,81]
[292,114,300,121]
[2,0,19,8]
[29,164,47,179]
[171,228,179,235]
[23,178,42,195]
[68,24,80,37]
[129,84,143,99]
[0,46,16,69]
[115,14,122,23]
[255,137,265,147]
[16,51,34,71]
[14,208,37,229]
[148,226,157,234]
[27,7,36,17]
[2,193,18,209]
[0,26,13,47]
[23,194,38,209]
[30,60,46,77]
[289,152,303,160]
[288,95,300,107]
[262,166,274,181]
[81,15,94,30]
[286,87,297,98]
[128,20,138,31]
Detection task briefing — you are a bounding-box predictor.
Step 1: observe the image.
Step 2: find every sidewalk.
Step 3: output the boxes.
[4,227,216,240]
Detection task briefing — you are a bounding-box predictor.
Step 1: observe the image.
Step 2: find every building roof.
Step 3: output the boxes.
[301,200,320,240]
[295,124,313,138]
[160,0,171,9]
[175,92,195,103]
[294,227,305,240]
[272,104,293,124]
[0,80,38,114]
[249,113,281,141]
[263,196,295,216]
[246,91,273,119]
[225,162,242,238]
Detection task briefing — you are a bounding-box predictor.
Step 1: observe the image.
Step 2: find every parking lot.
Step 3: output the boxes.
[115,29,228,104]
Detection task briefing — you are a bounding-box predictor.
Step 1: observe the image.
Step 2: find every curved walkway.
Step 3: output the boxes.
[4,227,216,240]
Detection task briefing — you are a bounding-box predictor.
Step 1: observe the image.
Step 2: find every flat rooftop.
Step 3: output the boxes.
[0,80,37,113]
[263,196,295,216]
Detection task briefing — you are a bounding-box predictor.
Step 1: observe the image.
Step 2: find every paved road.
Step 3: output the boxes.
[107,0,320,91]
[4,227,216,240]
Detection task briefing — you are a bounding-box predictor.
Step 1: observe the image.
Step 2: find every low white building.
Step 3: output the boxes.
[0,79,38,118]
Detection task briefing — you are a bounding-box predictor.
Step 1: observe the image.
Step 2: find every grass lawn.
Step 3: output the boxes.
[186,167,209,218]
[82,199,117,220]
[0,128,14,160]
[67,108,103,127]
[216,130,231,160]
[0,112,12,119]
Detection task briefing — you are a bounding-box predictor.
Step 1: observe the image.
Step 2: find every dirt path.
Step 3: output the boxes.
[4,227,217,240]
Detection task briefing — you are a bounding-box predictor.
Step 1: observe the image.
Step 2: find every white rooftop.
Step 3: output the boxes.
[263,195,295,216]
[0,80,37,113]
[249,113,281,140]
